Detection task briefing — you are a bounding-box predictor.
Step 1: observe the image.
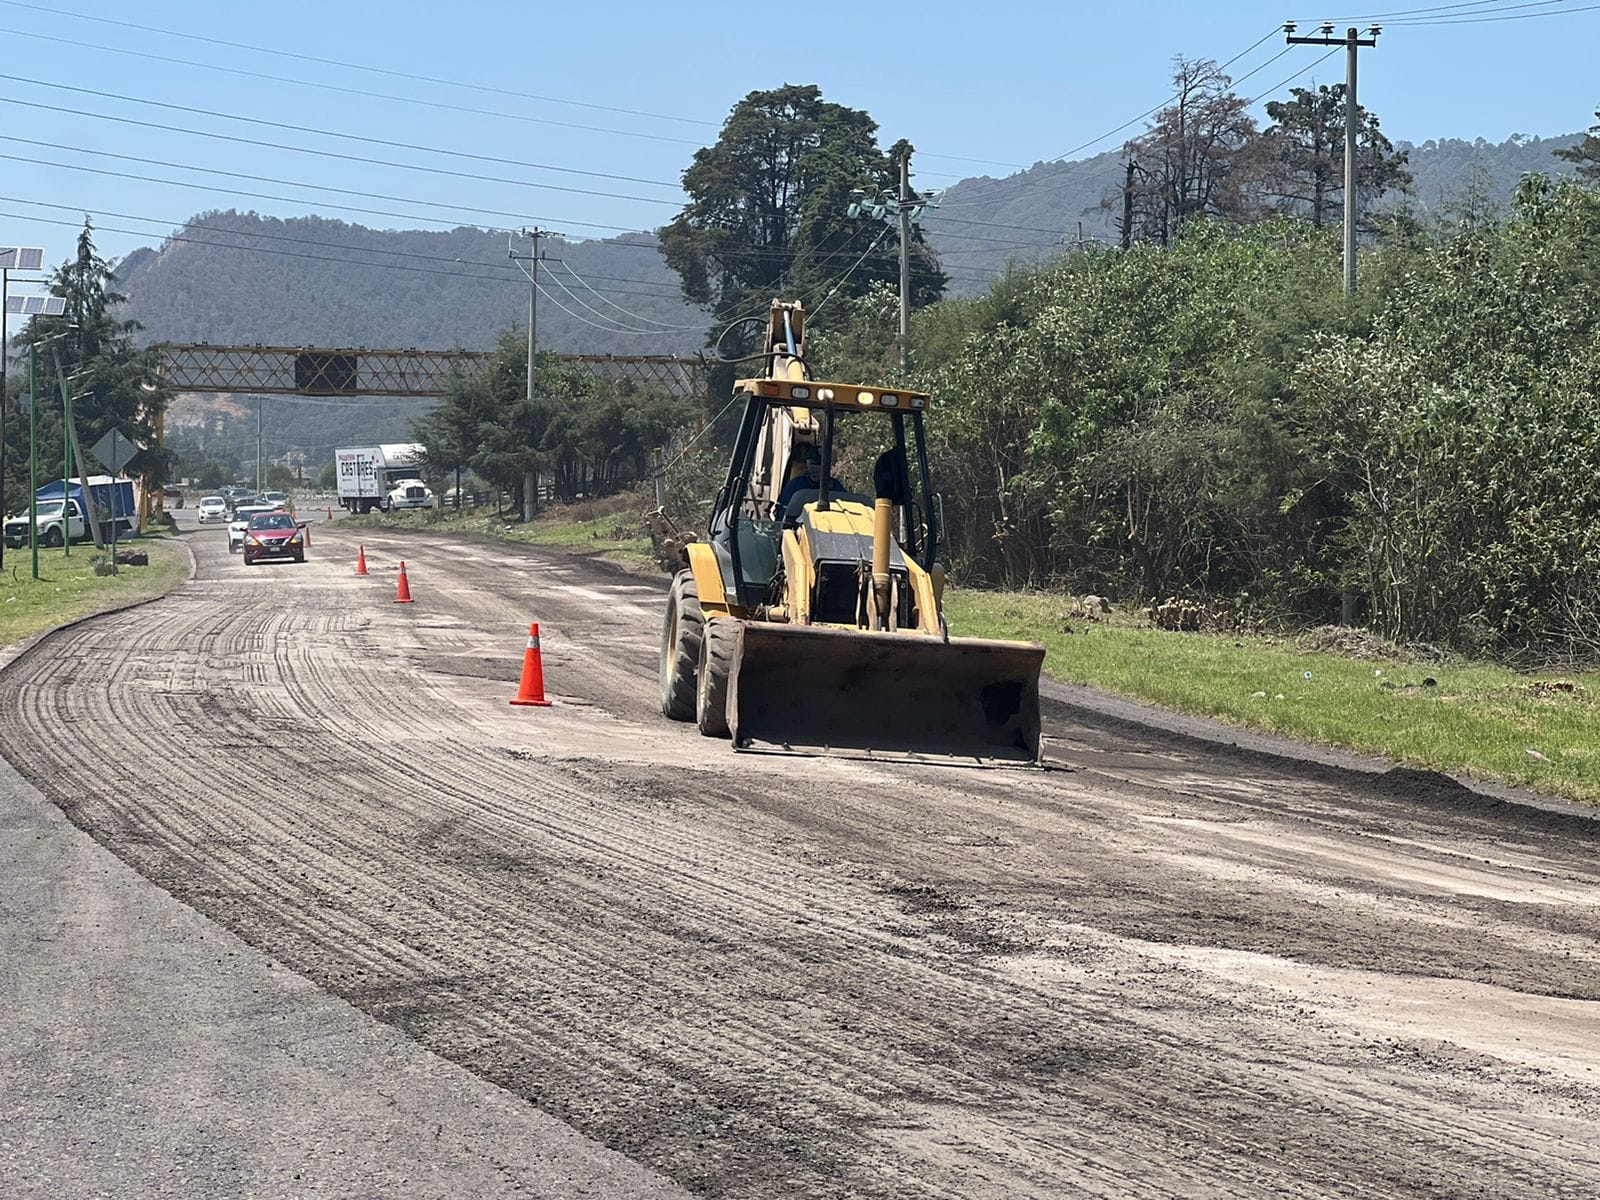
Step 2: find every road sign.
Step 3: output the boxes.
[90,429,137,473]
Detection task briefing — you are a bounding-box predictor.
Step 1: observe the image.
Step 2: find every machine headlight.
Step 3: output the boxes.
[856,391,874,406]
[880,393,900,407]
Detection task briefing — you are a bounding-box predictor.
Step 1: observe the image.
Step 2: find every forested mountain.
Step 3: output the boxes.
[921,131,1585,290]
[114,132,1586,343]
[115,213,708,354]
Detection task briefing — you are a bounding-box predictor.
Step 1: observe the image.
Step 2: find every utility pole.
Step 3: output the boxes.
[27,342,36,578]
[256,395,263,495]
[61,363,70,556]
[898,151,911,374]
[846,151,939,377]
[1120,160,1136,250]
[1285,22,1380,295]
[510,227,556,520]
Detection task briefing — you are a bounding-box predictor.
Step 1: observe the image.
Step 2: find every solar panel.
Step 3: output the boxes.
[4,295,65,315]
[0,247,44,270]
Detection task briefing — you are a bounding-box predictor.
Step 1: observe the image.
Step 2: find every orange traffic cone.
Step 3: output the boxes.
[355,545,369,576]
[510,622,552,707]
[395,561,415,604]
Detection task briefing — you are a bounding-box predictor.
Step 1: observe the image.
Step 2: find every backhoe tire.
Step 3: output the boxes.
[696,616,737,739]
[659,569,704,720]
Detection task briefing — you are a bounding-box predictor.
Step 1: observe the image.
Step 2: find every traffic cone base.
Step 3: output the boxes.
[395,560,415,604]
[355,545,369,576]
[510,622,552,706]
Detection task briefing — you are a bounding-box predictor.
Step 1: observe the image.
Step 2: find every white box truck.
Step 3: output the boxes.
[336,443,426,513]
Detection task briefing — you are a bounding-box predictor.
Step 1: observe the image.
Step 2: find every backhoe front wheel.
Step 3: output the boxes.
[659,569,704,720]
[696,616,737,739]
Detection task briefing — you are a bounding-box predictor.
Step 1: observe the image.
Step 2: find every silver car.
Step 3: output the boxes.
[228,505,277,552]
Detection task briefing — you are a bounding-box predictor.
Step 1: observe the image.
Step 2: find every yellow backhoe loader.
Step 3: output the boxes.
[659,301,1045,765]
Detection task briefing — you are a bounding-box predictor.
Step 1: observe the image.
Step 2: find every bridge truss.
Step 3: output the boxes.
[158,344,709,400]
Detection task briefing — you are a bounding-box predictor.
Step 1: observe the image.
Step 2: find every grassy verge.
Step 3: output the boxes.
[948,589,1600,804]
[0,537,189,649]
[343,505,656,570]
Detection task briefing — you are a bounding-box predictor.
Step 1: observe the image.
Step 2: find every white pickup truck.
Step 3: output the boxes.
[2,498,88,548]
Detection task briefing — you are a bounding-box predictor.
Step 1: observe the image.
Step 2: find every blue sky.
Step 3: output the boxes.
[0,0,1594,310]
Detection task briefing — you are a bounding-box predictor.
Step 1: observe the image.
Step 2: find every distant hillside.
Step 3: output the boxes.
[115,130,1589,340]
[1398,132,1584,215]
[116,212,708,354]
[920,132,1586,292]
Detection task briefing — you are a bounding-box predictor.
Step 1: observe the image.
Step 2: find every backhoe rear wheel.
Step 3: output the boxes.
[659,569,704,720]
[696,617,737,739]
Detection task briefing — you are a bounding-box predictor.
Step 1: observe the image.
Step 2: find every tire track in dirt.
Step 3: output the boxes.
[4,524,1600,1197]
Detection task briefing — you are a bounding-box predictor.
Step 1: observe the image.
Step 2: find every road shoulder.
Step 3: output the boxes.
[0,543,688,1199]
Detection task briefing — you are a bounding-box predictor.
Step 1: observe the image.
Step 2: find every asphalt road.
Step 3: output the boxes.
[4,511,1600,1198]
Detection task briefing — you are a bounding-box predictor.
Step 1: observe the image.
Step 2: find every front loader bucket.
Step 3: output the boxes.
[728,623,1045,765]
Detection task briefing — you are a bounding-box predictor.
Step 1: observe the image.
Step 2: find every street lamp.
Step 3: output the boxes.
[0,250,49,569]
[23,317,73,580]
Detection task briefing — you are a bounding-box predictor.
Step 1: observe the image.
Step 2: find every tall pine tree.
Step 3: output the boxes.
[12,220,169,493]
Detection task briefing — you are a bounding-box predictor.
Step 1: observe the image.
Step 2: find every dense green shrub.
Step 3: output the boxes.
[816,177,1600,660]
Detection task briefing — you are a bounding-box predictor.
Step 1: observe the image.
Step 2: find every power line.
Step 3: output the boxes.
[0,24,709,151]
[0,23,1027,183]
[0,142,960,293]
[2,126,988,268]
[550,260,706,332]
[1307,0,1562,19]
[0,206,528,284]
[0,193,523,273]
[2,194,713,306]
[1382,1,1600,21]
[538,264,664,335]
[0,72,685,193]
[938,30,1292,209]
[0,135,640,234]
[810,226,898,320]
[1246,47,1343,104]
[0,92,683,209]
[0,0,716,128]
[0,4,1021,180]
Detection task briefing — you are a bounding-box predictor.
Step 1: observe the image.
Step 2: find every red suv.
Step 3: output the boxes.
[242,511,307,565]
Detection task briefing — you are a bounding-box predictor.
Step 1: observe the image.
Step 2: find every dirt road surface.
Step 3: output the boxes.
[4,514,1600,1197]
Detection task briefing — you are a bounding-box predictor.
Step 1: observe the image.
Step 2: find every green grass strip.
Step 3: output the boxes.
[947,590,1600,805]
[0,538,189,649]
